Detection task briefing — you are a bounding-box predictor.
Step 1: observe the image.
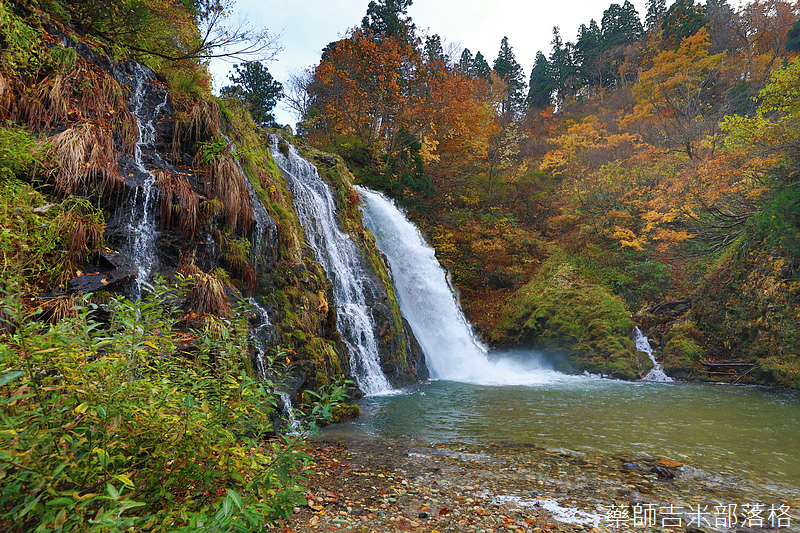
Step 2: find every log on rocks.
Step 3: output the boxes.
[648,298,692,316]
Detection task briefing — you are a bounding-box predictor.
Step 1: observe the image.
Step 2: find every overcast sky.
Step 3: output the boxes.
[209,0,650,126]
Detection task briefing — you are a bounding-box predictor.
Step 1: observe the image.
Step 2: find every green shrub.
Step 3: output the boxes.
[0,278,313,532]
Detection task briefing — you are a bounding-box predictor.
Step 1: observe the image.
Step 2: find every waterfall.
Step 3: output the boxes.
[280,393,302,435]
[356,186,566,385]
[269,140,393,396]
[634,327,673,382]
[356,186,487,380]
[249,297,272,376]
[124,64,169,298]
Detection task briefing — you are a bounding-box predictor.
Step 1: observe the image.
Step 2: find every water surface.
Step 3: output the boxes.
[324,350,800,500]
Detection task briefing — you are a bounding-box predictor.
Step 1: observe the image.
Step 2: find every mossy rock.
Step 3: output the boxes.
[331,403,361,422]
[494,259,638,379]
[661,322,705,379]
[692,227,800,388]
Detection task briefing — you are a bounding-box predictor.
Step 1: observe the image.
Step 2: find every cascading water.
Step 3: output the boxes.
[269,140,393,396]
[249,297,272,376]
[124,64,169,298]
[356,186,568,385]
[634,326,673,382]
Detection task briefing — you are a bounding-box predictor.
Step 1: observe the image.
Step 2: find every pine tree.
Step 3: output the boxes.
[425,34,449,64]
[575,20,603,87]
[459,48,474,75]
[527,51,556,109]
[493,36,527,118]
[601,1,643,47]
[662,0,707,49]
[220,62,283,127]
[472,51,491,79]
[549,27,576,102]
[362,0,415,41]
[645,0,667,33]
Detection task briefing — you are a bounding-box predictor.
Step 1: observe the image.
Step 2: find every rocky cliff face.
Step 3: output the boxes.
[1,16,425,398]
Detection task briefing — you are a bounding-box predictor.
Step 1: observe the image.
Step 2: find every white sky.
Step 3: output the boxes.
[209,0,650,126]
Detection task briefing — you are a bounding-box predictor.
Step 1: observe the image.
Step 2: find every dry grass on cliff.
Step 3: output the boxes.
[48,122,123,197]
[156,170,200,240]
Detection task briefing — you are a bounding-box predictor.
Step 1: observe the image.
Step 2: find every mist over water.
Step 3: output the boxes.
[357,185,573,387]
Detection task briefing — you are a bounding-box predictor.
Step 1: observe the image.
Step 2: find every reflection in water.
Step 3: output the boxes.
[324,351,800,500]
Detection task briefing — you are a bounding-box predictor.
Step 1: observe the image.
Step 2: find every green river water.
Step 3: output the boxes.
[322,350,800,502]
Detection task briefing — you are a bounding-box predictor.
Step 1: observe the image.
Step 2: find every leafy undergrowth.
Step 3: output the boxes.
[0,279,327,532]
[492,257,642,379]
[692,226,800,389]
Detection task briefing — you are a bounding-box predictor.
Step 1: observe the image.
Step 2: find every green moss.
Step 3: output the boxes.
[494,257,639,379]
[661,321,705,379]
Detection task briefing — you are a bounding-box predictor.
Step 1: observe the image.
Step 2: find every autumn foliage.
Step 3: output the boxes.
[299,0,800,384]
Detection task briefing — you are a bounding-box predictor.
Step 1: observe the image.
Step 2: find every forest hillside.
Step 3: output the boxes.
[295,0,800,387]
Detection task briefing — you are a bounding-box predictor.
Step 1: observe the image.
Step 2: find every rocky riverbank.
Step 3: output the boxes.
[276,437,798,533]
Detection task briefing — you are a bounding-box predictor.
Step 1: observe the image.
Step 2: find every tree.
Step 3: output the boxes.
[527,51,556,109]
[549,27,577,103]
[62,0,279,62]
[630,28,725,159]
[458,48,474,75]
[221,61,283,127]
[472,51,492,79]
[662,0,708,49]
[786,17,800,51]
[645,0,667,32]
[362,0,415,41]
[493,36,527,119]
[425,34,449,65]
[602,1,643,47]
[574,20,604,88]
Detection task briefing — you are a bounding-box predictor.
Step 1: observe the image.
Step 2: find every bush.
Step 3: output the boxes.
[0,278,310,532]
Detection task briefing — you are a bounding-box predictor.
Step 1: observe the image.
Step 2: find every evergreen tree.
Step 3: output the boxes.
[574,20,603,87]
[705,0,737,54]
[787,18,800,52]
[459,48,474,75]
[493,36,527,118]
[527,51,556,109]
[645,0,667,33]
[601,1,643,47]
[220,61,283,127]
[662,0,707,49]
[362,0,415,41]
[425,34,449,64]
[472,51,491,79]
[549,27,576,102]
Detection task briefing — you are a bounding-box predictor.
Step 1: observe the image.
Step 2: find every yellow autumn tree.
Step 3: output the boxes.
[629,28,725,160]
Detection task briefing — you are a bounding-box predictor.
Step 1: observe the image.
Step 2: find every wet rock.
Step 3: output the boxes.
[67,251,136,293]
[622,462,641,471]
[649,466,675,480]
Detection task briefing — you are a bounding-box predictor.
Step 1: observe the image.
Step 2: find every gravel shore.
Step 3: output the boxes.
[276,437,798,533]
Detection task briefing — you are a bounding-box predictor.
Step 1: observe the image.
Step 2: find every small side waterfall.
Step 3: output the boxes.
[124,64,169,297]
[269,141,392,396]
[635,327,673,382]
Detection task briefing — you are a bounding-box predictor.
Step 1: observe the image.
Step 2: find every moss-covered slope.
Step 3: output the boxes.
[492,258,644,379]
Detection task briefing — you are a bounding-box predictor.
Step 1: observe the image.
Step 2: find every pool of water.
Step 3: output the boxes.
[323,350,800,500]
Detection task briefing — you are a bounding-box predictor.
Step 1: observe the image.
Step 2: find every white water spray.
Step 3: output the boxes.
[635,327,673,382]
[126,64,168,298]
[356,186,570,385]
[269,140,393,396]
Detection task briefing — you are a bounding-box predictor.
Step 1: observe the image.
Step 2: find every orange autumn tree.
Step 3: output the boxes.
[629,28,725,160]
[307,27,413,154]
